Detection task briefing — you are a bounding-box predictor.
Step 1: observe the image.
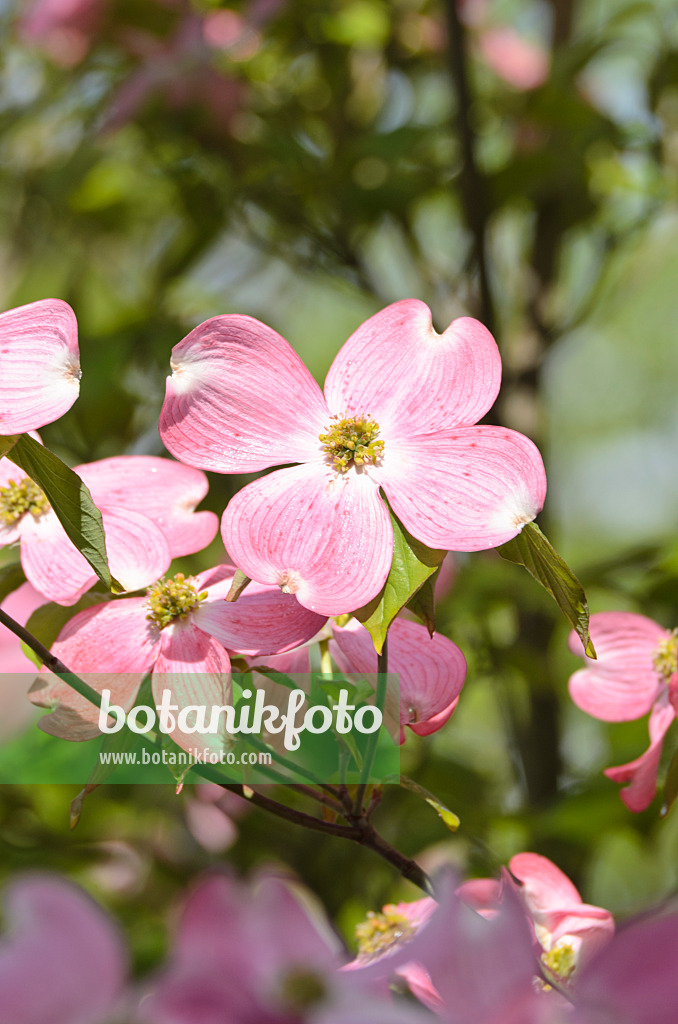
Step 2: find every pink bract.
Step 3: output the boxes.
[0,873,126,1024]
[329,617,466,743]
[0,582,46,742]
[159,300,547,616]
[0,453,218,604]
[0,299,80,434]
[568,611,678,811]
[29,564,326,756]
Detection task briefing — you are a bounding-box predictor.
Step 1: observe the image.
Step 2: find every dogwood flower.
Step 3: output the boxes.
[159,300,547,615]
[0,582,46,742]
[0,454,218,604]
[568,611,678,811]
[247,616,467,744]
[30,564,326,756]
[0,299,80,434]
[0,873,127,1024]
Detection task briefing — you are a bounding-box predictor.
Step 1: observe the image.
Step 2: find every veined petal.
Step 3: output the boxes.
[152,621,231,759]
[324,300,501,436]
[604,695,675,812]
[20,506,170,604]
[379,427,546,551]
[330,617,466,741]
[0,299,80,434]
[568,612,667,721]
[29,598,157,740]
[221,464,393,616]
[160,315,329,472]
[191,565,327,655]
[508,853,582,912]
[77,456,218,557]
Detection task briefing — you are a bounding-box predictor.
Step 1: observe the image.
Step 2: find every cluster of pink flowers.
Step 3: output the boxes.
[1,862,675,1024]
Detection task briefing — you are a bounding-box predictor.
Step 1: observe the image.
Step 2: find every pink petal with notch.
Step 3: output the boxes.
[378,427,546,551]
[324,300,501,437]
[0,299,80,434]
[160,315,328,472]
[330,617,466,740]
[192,564,327,655]
[221,464,393,616]
[77,455,218,557]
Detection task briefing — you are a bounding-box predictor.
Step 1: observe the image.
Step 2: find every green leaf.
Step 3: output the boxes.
[21,594,107,669]
[0,434,19,458]
[662,748,678,817]
[390,774,460,832]
[0,561,26,603]
[496,522,596,659]
[7,433,118,592]
[405,567,440,637]
[353,509,445,653]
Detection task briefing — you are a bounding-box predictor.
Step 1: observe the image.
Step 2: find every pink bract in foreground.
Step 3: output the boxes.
[568,611,678,812]
[160,300,547,615]
[30,564,326,755]
[0,453,218,604]
[0,299,80,434]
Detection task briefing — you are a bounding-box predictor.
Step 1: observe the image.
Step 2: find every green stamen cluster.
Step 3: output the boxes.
[653,631,678,682]
[0,477,50,526]
[541,942,577,981]
[146,573,207,630]
[319,415,384,473]
[279,968,327,1011]
[355,906,414,959]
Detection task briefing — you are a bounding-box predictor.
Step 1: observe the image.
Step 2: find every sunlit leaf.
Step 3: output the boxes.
[390,774,460,832]
[496,522,596,658]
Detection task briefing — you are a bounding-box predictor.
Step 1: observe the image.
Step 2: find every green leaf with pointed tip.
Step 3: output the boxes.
[353,509,445,653]
[389,773,460,832]
[663,748,678,817]
[6,433,119,592]
[0,561,26,604]
[0,434,19,458]
[496,522,596,659]
[405,567,440,637]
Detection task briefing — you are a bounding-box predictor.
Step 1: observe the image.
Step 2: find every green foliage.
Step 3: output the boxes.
[353,509,445,653]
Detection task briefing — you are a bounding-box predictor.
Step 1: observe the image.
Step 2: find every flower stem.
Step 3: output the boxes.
[352,635,389,816]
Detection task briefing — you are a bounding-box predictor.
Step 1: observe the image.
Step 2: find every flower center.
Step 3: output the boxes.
[319,414,384,473]
[652,631,678,682]
[146,573,207,629]
[0,477,50,526]
[541,941,577,981]
[355,906,414,960]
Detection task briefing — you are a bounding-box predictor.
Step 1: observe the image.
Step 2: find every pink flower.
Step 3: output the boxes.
[459,853,614,983]
[160,300,547,615]
[568,611,678,811]
[0,299,80,434]
[0,582,46,742]
[329,617,466,743]
[478,28,550,91]
[140,871,427,1024]
[30,564,326,755]
[0,453,218,604]
[0,873,127,1023]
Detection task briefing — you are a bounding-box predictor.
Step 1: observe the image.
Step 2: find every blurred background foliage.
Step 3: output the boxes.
[2,0,678,971]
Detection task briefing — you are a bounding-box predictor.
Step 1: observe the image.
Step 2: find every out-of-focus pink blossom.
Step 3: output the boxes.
[568,611,678,811]
[0,873,127,1024]
[0,454,218,605]
[0,299,80,434]
[29,564,326,755]
[160,300,547,616]
[184,784,245,854]
[0,582,46,742]
[140,871,428,1024]
[478,28,549,90]
[18,0,105,66]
